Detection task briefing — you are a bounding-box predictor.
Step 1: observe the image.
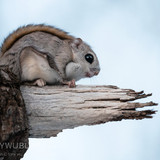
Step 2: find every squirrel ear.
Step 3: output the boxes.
[70,38,82,49]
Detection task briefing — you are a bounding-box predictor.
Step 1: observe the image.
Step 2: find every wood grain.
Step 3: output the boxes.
[20,85,157,138]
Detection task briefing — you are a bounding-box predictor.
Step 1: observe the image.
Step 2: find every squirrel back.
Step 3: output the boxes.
[0,24,74,54]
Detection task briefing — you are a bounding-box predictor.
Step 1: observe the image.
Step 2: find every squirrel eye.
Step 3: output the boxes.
[85,54,94,64]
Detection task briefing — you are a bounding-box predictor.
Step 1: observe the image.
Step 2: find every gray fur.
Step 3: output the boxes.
[0,28,100,86]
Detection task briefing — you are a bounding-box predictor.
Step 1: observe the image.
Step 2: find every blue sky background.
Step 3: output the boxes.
[0,0,160,160]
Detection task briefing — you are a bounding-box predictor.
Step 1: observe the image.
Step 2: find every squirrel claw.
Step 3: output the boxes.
[33,79,46,87]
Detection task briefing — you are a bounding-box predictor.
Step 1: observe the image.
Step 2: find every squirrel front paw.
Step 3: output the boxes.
[62,79,76,88]
[33,79,46,87]
[68,79,76,88]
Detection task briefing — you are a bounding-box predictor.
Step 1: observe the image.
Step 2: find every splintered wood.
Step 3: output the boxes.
[20,85,157,138]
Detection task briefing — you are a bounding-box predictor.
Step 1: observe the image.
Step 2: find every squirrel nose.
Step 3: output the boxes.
[94,71,99,75]
[90,68,100,76]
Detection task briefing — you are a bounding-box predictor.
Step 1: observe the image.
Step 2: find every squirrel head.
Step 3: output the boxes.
[70,38,100,80]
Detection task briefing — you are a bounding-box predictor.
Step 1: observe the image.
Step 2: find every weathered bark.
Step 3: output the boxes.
[20,85,157,138]
[0,68,29,160]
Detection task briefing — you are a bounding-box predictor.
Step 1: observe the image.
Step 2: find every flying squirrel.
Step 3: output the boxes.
[0,24,100,87]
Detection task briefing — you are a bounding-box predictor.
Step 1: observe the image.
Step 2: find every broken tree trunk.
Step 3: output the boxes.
[0,67,158,159]
[20,85,157,138]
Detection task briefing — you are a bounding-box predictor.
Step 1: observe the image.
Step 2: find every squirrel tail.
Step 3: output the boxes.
[1,24,74,54]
